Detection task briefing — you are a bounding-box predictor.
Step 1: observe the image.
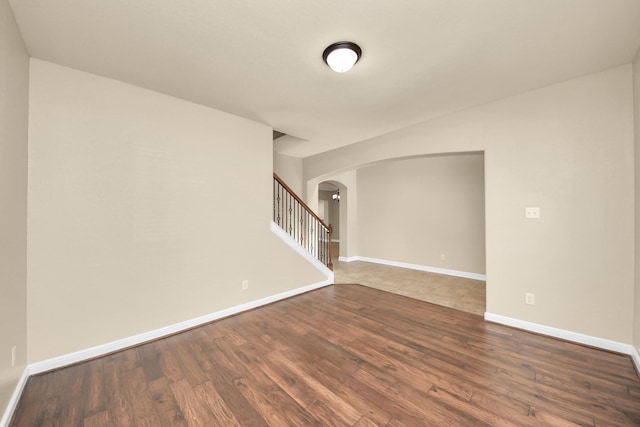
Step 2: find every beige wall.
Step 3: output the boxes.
[27,59,326,363]
[305,65,635,344]
[634,50,640,355]
[0,0,29,415]
[274,152,304,196]
[357,154,485,274]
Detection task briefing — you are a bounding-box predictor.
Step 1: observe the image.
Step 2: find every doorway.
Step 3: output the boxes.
[318,181,341,260]
[329,153,486,316]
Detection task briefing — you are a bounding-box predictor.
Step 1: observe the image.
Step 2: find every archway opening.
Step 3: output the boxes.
[328,152,486,316]
[318,180,346,262]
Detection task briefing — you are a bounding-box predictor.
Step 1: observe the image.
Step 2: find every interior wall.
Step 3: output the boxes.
[304,65,635,344]
[0,0,29,415]
[274,152,304,196]
[27,59,326,363]
[634,49,640,355]
[357,154,485,274]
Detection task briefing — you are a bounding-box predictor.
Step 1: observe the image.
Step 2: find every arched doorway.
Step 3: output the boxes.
[314,154,486,316]
[318,180,345,262]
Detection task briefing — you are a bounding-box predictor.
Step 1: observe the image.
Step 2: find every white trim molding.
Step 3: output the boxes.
[3,223,335,424]
[0,369,29,427]
[28,278,332,376]
[348,256,486,281]
[2,280,333,425]
[485,312,640,374]
[270,221,334,280]
[338,256,359,263]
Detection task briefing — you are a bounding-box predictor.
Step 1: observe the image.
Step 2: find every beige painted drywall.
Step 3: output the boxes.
[0,0,29,416]
[634,50,640,355]
[273,152,304,196]
[27,59,326,363]
[304,65,635,344]
[357,154,485,274]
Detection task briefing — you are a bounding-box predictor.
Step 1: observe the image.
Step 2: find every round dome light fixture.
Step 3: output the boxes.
[322,41,362,73]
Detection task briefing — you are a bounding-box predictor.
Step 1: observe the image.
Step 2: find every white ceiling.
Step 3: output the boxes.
[9,0,640,158]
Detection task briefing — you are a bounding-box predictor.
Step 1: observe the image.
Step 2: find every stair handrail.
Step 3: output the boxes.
[273,173,333,270]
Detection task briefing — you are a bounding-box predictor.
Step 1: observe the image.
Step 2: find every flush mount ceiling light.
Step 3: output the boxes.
[322,41,362,73]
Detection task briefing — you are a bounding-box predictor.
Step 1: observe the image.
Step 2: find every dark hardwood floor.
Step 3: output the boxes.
[10,284,640,426]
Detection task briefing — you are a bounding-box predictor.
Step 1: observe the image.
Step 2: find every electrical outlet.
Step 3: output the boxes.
[440,254,446,260]
[525,207,540,219]
[11,346,16,367]
[242,280,249,290]
[525,293,535,305]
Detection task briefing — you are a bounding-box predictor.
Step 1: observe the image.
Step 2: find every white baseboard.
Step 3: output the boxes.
[3,223,335,424]
[3,279,332,424]
[348,256,486,281]
[28,278,332,376]
[0,368,29,427]
[485,312,640,375]
[4,290,638,425]
[338,255,358,262]
[633,347,640,375]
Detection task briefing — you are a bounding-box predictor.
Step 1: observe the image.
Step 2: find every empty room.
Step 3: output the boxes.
[2,0,640,425]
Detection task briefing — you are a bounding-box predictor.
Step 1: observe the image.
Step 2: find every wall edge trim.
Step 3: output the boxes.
[1,368,29,427]
[632,347,640,375]
[270,221,334,277]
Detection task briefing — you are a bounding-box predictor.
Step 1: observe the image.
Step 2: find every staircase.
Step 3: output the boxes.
[273,173,333,270]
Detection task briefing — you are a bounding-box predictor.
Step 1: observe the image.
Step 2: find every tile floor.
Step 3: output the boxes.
[332,251,486,316]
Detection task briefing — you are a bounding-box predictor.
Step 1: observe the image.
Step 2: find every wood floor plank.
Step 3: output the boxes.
[203,354,270,427]
[83,410,109,427]
[166,335,207,388]
[83,358,107,418]
[155,340,187,385]
[353,415,381,427]
[59,361,89,426]
[194,380,242,427]
[136,340,165,383]
[9,284,640,426]
[170,378,216,426]
[147,377,189,427]
[428,386,521,427]
[103,356,136,426]
[127,366,164,427]
[211,336,322,426]
[372,372,482,426]
[264,349,363,426]
[251,334,393,425]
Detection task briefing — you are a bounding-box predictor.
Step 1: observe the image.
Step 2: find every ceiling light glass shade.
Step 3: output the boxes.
[323,42,362,73]
[326,48,358,73]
